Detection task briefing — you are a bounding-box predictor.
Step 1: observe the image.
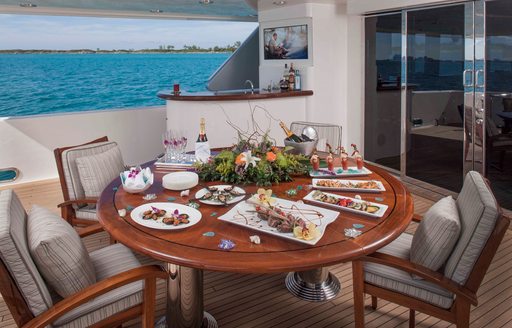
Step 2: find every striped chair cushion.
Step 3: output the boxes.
[75,146,125,198]
[364,233,454,309]
[444,171,500,285]
[61,141,118,202]
[410,196,460,279]
[75,206,98,221]
[28,205,96,298]
[0,190,53,316]
[54,244,143,328]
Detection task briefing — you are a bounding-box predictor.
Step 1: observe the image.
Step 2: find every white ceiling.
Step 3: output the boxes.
[0,0,258,21]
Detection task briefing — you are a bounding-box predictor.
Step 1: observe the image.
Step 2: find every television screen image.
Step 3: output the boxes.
[263,24,308,60]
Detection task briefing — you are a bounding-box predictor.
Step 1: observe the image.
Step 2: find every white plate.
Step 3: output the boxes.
[309,166,372,178]
[218,197,339,245]
[312,179,385,193]
[130,202,202,230]
[303,190,388,218]
[195,185,246,206]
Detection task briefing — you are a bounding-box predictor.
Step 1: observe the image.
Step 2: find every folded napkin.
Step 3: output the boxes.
[121,167,153,189]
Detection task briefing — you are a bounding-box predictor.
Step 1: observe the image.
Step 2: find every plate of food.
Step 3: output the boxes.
[312,179,385,193]
[130,202,202,230]
[304,190,388,218]
[218,191,339,245]
[195,185,246,205]
[309,166,372,178]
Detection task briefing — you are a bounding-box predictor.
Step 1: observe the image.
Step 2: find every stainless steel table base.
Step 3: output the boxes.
[285,268,341,302]
[166,263,218,328]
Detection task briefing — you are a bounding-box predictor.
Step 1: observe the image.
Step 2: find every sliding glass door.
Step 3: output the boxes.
[364,0,512,209]
[404,4,466,192]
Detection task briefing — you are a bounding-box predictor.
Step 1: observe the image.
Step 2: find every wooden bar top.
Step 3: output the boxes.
[157,89,313,101]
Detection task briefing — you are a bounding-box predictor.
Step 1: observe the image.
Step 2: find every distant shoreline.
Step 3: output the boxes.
[0,50,234,55]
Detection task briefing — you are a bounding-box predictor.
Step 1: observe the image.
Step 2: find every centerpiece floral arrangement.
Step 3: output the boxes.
[195,134,308,186]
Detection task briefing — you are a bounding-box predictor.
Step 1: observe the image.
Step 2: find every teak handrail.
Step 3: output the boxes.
[21,265,167,328]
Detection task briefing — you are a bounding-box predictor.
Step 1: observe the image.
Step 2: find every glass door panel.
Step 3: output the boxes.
[404,5,466,192]
[364,14,402,171]
[484,0,512,209]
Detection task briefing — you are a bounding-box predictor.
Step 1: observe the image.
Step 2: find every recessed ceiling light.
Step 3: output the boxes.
[149,9,163,13]
[199,0,213,4]
[19,3,37,7]
[273,0,286,5]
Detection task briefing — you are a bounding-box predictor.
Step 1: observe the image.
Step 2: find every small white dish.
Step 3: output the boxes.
[120,167,153,194]
[162,172,199,191]
[195,185,246,205]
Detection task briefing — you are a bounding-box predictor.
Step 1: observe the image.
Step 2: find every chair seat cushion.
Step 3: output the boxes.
[54,243,143,327]
[28,205,96,298]
[410,196,461,279]
[364,233,455,309]
[75,146,125,198]
[75,206,98,221]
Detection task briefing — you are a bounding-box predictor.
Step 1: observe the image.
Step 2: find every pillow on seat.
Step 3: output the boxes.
[75,146,124,198]
[27,205,96,298]
[410,196,461,279]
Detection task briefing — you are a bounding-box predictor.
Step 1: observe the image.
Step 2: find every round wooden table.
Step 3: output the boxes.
[97,162,413,328]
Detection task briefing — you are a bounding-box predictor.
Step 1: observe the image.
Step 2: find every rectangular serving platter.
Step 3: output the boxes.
[309,166,372,178]
[311,178,385,193]
[218,197,340,245]
[303,190,388,218]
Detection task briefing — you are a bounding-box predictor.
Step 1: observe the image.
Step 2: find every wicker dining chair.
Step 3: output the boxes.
[0,189,166,328]
[290,121,342,154]
[352,171,510,327]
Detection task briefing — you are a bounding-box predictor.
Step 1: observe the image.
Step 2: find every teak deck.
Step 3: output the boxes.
[1,179,511,328]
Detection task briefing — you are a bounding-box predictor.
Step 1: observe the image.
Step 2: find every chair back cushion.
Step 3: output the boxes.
[75,146,124,198]
[28,205,96,298]
[444,171,500,285]
[0,190,53,316]
[61,141,118,202]
[410,196,460,278]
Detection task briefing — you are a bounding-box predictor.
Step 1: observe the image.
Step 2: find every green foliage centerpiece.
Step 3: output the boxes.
[195,133,308,186]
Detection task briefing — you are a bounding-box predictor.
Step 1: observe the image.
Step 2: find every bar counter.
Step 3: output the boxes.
[157,89,313,101]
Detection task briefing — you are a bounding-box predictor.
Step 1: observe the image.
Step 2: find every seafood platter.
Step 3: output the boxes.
[309,166,372,178]
[194,185,246,205]
[218,192,339,245]
[303,190,388,218]
[312,179,385,193]
[130,203,202,230]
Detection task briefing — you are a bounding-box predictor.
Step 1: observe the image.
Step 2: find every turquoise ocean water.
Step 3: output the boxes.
[0,53,230,117]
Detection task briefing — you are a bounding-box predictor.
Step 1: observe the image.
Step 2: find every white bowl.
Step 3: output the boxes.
[120,168,154,194]
[284,139,318,156]
[162,172,199,191]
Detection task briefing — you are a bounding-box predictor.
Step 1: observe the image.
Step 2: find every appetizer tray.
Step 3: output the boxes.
[195,185,246,206]
[218,197,340,245]
[304,190,388,218]
[312,179,385,193]
[309,166,372,178]
[130,202,202,230]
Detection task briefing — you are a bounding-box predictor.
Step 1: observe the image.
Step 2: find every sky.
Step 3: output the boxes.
[0,14,258,50]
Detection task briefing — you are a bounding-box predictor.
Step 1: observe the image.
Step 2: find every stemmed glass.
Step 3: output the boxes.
[162,130,188,163]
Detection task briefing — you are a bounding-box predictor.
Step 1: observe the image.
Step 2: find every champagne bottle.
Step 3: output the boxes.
[279,121,303,142]
[197,118,208,142]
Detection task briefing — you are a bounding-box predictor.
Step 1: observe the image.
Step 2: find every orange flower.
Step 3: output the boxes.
[235,153,246,166]
[266,151,277,162]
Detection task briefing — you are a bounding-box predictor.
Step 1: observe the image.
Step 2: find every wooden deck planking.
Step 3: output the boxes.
[1,179,511,327]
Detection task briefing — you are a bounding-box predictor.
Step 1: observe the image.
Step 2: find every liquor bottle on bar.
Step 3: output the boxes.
[196,118,208,142]
[295,69,302,91]
[195,118,211,162]
[279,121,303,142]
[288,63,295,91]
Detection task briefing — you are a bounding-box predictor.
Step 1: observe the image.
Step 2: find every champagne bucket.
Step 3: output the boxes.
[284,139,318,156]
